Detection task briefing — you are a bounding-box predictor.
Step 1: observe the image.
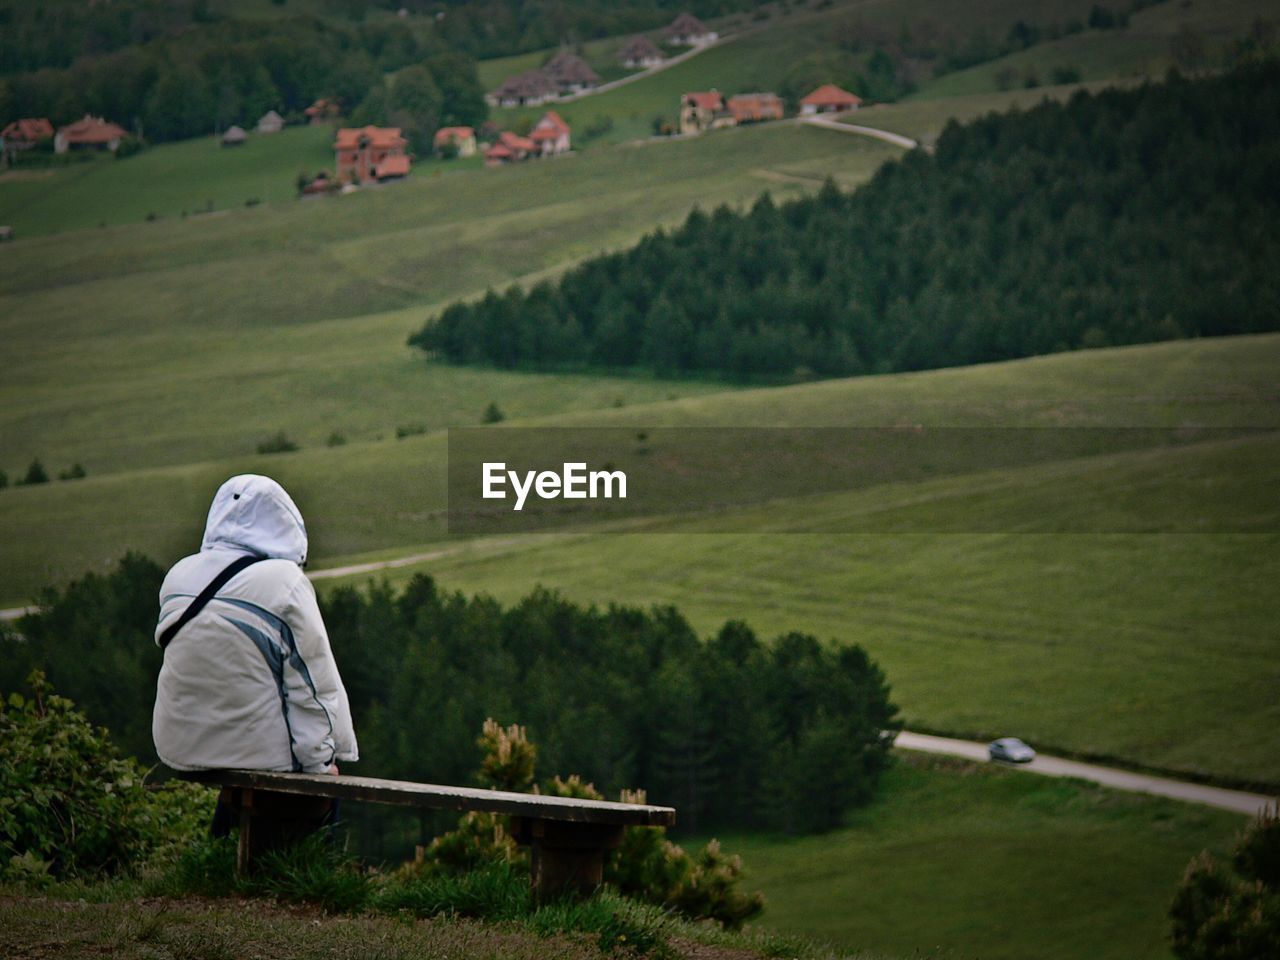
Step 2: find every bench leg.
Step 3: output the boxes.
[235,788,255,876]
[530,842,607,898]
[510,819,623,900]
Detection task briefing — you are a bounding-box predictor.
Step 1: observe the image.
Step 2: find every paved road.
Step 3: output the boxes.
[896,731,1275,817]
[802,113,919,150]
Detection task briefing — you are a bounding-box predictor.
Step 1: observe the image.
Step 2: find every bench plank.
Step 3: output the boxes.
[180,769,676,827]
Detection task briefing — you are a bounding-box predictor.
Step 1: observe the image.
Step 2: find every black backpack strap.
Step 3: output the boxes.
[159,555,265,651]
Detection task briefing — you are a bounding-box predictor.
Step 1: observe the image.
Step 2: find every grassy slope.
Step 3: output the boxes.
[843,80,1131,145]
[484,0,1108,144]
[725,754,1245,960]
[328,435,1280,786]
[0,122,896,479]
[911,0,1272,99]
[3,337,1276,787]
[0,126,483,238]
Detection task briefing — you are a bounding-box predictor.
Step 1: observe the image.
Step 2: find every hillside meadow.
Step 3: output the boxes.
[0,121,897,479]
[723,753,1246,960]
[3,336,1276,788]
[912,0,1276,99]
[483,0,1273,143]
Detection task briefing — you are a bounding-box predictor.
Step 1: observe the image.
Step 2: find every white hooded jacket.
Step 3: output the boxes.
[152,475,358,773]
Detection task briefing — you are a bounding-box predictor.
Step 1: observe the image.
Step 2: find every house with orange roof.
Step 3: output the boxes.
[530,111,571,156]
[680,91,735,135]
[484,130,537,165]
[728,92,784,124]
[800,84,862,115]
[2,117,54,154]
[54,115,128,154]
[375,154,411,182]
[434,126,477,157]
[334,126,409,184]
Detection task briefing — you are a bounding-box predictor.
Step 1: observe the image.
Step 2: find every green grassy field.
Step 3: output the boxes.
[0,121,896,481]
[317,437,1280,787]
[842,80,1131,146]
[0,125,486,238]
[723,753,1245,960]
[3,336,1276,789]
[910,0,1272,100]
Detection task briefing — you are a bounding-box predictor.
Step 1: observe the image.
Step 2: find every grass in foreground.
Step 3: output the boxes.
[0,849,865,960]
[722,753,1247,960]
[0,755,1247,960]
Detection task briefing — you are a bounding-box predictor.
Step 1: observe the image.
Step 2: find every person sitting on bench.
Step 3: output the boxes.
[152,473,358,842]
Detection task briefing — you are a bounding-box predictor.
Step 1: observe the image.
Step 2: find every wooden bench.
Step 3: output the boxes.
[180,769,676,897]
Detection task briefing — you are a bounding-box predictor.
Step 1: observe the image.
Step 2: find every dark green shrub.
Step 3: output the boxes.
[3,552,166,764]
[419,719,764,929]
[1171,808,1280,958]
[0,671,212,879]
[256,431,298,454]
[482,402,505,423]
[19,459,48,485]
[58,463,86,480]
[114,135,144,159]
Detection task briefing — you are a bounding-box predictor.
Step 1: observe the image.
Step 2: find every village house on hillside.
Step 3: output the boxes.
[728,92,784,123]
[334,125,410,184]
[487,69,558,107]
[485,111,572,165]
[221,125,247,147]
[619,35,664,68]
[305,98,341,124]
[530,110,571,155]
[256,110,284,133]
[542,50,600,95]
[484,130,536,165]
[2,117,54,154]
[434,125,476,157]
[664,12,717,46]
[54,115,127,153]
[800,84,862,115]
[680,91,733,135]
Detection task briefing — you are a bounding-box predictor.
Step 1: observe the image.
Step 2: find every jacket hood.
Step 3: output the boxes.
[200,474,308,564]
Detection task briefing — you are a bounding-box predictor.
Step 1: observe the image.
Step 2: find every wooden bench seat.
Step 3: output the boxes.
[180,769,676,897]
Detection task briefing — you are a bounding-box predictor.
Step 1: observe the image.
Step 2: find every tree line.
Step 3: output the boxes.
[424,0,756,60]
[411,60,1280,379]
[1,555,900,846]
[0,6,485,145]
[0,0,755,147]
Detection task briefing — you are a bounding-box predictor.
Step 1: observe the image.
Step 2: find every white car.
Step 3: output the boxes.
[988,737,1036,763]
